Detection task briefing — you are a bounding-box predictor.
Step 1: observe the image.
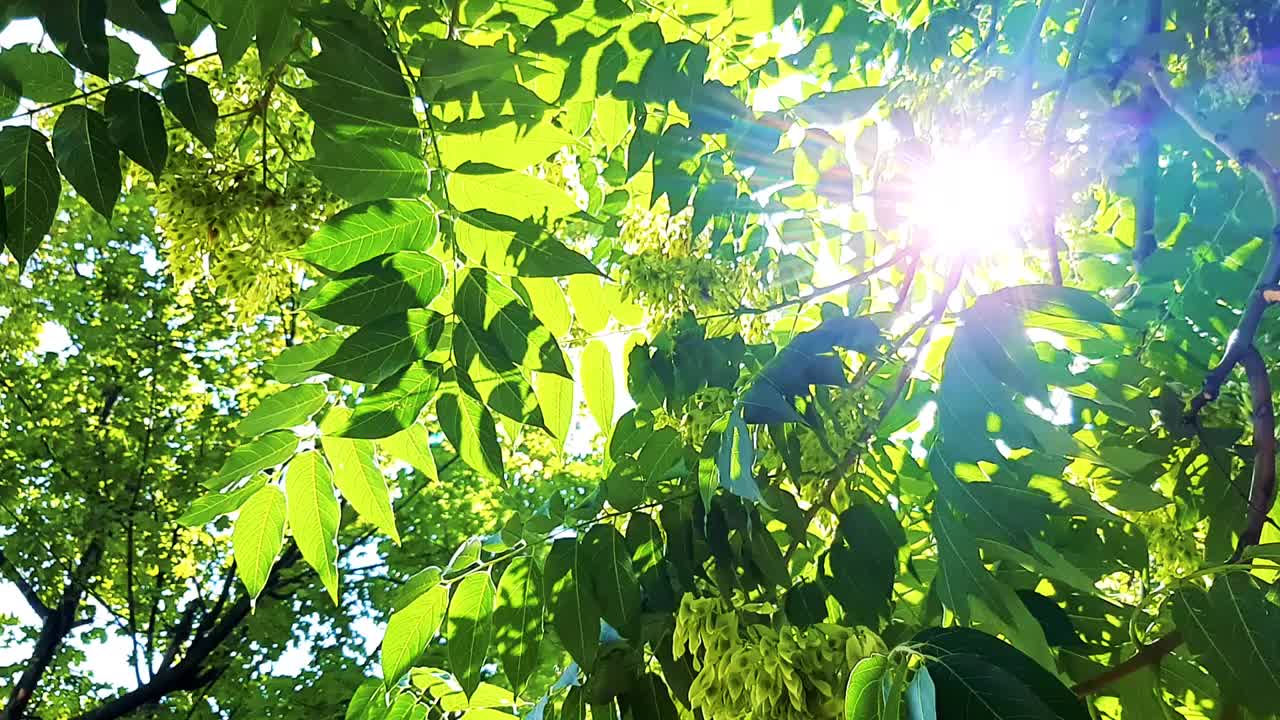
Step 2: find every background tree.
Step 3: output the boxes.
[2,0,1280,719]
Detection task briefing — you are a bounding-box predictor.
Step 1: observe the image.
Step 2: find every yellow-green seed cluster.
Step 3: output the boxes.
[673,596,885,720]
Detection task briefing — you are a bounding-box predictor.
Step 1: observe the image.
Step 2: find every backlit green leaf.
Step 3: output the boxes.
[317,309,444,384]
[322,411,399,543]
[446,571,496,698]
[206,430,299,491]
[437,383,504,480]
[296,199,438,272]
[178,475,269,527]
[335,361,441,439]
[582,525,639,630]
[233,484,287,603]
[382,583,448,688]
[305,252,445,325]
[285,451,340,602]
[378,424,439,482]
[494,555,543,693]
[236,384,328,438]
[581,340,615,435]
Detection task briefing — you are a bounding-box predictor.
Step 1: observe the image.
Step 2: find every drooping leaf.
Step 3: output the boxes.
[448,167,579,221]
[447,571,496,698]
[905,667,937,720]
[236,383,328,438]
[295,200,438,272]
[534,371,575,445]
[322,410,400,543]
[256,1,298,69]
[106,0,177,50]
[582,525,640,630]
[0,126,60,269]
[204,0,257,67]
[104,87,167,177]
[717,411,760,501]
[788,85,888,127]
[317,309,444,384]
[177,475,269,527]
[305,252,445,325]
[161,71,218,149]
[106,36,139,78]
[382,583,448,688]
[581,340,615,435]
[925,653,1058,720]
[232,484,287,603]
[436,383,504,480]
[206,430,299,491]
[51,105,121,219]
[494,555,544,693]
[308,130,431,203]
[43,0,110,78]
[335,362,441,439]
[387,566,442,615]
[285,451,340,602]
[545,536,601,670]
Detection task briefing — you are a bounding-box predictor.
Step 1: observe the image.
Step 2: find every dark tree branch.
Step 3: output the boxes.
[1072,631,1184,696]
[962,0,1000,66]
[1230,346,1276,561]
[3,540,102,720]
[0,549,51,620]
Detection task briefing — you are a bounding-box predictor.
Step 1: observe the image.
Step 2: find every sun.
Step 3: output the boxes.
[907,142,1034,255]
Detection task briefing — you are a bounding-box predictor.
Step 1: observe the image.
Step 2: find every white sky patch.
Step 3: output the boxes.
[34,320,76,356]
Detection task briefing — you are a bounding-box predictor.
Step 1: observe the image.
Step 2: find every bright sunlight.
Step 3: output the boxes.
[908,141,1034,254]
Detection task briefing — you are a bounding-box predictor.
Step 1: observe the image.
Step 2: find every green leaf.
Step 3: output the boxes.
[256,2,297,69]
[448,168,579,221]
[1172,573,1280,712]
[161,71,218,149]
[308,129,431,203]
[285,450,341,602]
[43,0,110,78]
[107,36,139,78]
[452,343,546,430]
[205,0,256,67]
[789,85,888,126]
[912,627,1088,720]
[305,252,445,325]
[494,555,544,693]
[387,566,442,614]
[437,119,578,170]
[455,268,570,377]
[236,383,328,438]
[346,679,384,720]
[519,277,573,337]
[637,427,685,484]
[545,537,601,670]
[845,655,889,719]
[825,503,904,627]
[295,200,438,272]
[437,383,504,480]
[378,424,439,482]
[264,336,342,383]
[717,411,759,501]
[335,361,441,439]
[925,653,1058,720]
[322,413,400,543]
[106,0,177,50]
[0,126,60,269]
[382,583,448,688]
[206,430,299,491]
[52,105,121,219]
[104,87,167,177]
[317,309,444,384]
[446,571,496,698]
[567,276,612,333]
[177,475,269,527]
[581,340,615,435]
[232,484,287,603]
[455,210,601,277]
[905,667,937,720]
[534,371,575,444]
[0,45,76,102]
[582,525,640,630]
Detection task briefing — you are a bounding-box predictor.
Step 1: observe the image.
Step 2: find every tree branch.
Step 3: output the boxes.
[1071,631,1184,696]
[1230,346,1276,560]
[0,549,51,620]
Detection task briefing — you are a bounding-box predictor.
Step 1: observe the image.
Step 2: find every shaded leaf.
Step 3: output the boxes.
[447,571,496,697]
[322,410,400,542]
[437,383,504,480]
[0,126,60,269]
[52,105,121,219]
[43,0,110,77]
[335,362,441,439]
[305,251,445,325]
[161,71,217,149]
[494,555,544,693]
[317,309,443,384]
[104,87,167,177]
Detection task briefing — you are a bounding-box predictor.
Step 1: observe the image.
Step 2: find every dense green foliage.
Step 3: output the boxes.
[3,0,1280,719]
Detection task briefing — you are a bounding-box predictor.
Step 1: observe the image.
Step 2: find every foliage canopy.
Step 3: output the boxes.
[2,0,1280,719]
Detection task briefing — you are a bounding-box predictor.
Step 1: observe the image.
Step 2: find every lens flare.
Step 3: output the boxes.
[909,143,1033,254]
